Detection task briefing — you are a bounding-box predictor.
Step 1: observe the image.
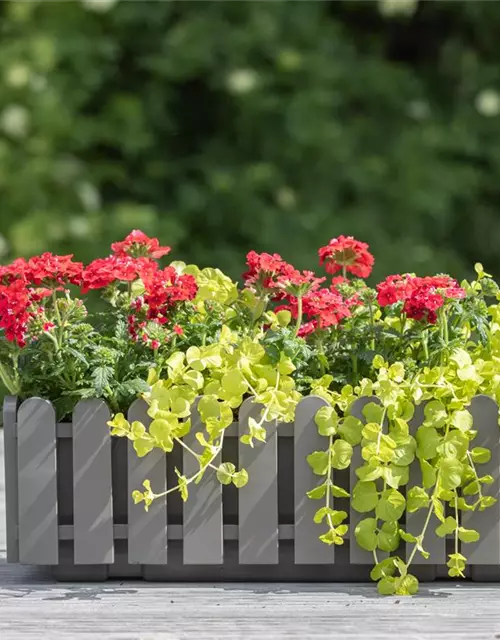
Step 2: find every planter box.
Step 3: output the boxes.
[3,394,500,582]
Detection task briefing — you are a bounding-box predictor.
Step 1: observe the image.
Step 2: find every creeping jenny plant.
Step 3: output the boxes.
[1,231,500,594]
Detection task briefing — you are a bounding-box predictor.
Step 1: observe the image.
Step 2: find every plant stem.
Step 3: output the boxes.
[422,330,429,362]
[400,312,406,337]
[325,435,334,534]
[52,289,64,350]
[466,450,484,503]
[454,491,459,557]
[368,299,376,351]
[151,434,226,502]
[0,361,19,395]
[342,265,347,280]
[405,499,435,568]
[293,295,303,338]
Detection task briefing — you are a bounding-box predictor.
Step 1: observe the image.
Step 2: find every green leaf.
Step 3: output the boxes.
[458,527,480,543]
[370,557,397,581]
[306,484,327,500]
[463,480,480,496]
[221,369,248,396]
[439,458,463,491]
[436,516,457,537]
[351,481,379,513]
[432,497,445,522]
[383,464,409,489]
[233,469,249,488]
[331,439,353,470]
[183,370,204,390]
[420,459,436,489]
[440,431,469,461]
[471,447,491,464]
[331,485,350,498]
[362,422,382,441]
[416,426,440,460]
[424,400,448,428]
[392,438,416,466]
[319,529,344,546]
[354,517,378,551]
[480,496,498,510]
[314,406,338,436]
[314,507,347,525]
[306,451,329,476]
[395,574,419,596]
[378,521,400,552]
[356,463,383,482]
[406,486,430,513]
[362,402,384,424]
[399,528,417,543]
[377,577,396,595]
[338,415,363,446]
[376,489,406,522]
[457,497,475,511]
[92,365,114,395]
[216,462,236,485]
[451,410,473,432]
[133,437,155,457]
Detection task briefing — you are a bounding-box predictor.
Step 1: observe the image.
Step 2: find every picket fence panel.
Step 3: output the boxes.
[4,394,500,580]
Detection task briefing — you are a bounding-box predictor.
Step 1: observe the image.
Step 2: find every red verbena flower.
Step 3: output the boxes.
[111,230,171,260]
[243,251,323,298]
[376,274,418,307]
[173,324,184,336]
[0,258,29,285]
[418,275,466,301]
[403,285,444,324]
[22,253,83,287]
[377,273,466,324]
[81,256,158,293]
[277,287,351,336]
[318,236,374,279]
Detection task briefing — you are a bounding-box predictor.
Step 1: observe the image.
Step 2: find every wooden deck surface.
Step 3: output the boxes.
[2,437,500,639]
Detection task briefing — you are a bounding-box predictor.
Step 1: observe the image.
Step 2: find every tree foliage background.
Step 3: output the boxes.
[1,0,500,281]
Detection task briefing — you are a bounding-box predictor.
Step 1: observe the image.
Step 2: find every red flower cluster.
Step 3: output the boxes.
[243,251,324,298]
[25,253,83,287]
[81,256,158,294]
[0,231,180,348]
[128,266,197,343]
[319,236,374,279]
[111,230,171,260]
[0,280,52,347]
[0,254,83,288]
[277,286,352,337]
[377,274,465,323]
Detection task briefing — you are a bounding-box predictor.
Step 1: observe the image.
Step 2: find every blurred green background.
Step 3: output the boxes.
[1,0,500,282]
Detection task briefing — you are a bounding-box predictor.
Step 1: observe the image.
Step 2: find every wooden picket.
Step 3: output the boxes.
[17,398,58,565]
[127,399,167,565]
[238,398,278,564]
[73,399,114,565]
[4,393,500,580]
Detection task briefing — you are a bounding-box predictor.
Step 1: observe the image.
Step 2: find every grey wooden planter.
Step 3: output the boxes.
[3,394,500,582]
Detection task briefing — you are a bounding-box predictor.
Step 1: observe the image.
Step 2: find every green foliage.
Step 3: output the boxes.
[2,1,500,282]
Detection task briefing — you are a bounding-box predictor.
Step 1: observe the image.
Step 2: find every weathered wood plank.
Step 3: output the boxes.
[3,396,19,562]
[127,399,167,565]
[73,399,113,565]
[294,395,335,564]
[17,398,58,565]
[238,398,278,564]
[463,395,500,565]
[183,399,223,564]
